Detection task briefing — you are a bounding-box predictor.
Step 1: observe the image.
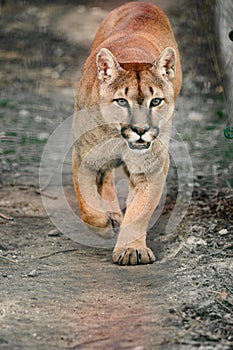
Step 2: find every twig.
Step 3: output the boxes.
[223,198,233,211]
[225,284,233,295]
[0,255,17,264]
[38,248,80,260]
[216,299,233,314]
[0,136,15,140]
[0,213,14,221]
[35,189,57,200]
[69,336,110,349]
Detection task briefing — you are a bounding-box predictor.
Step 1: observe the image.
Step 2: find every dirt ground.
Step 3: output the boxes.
[0,1,232,349]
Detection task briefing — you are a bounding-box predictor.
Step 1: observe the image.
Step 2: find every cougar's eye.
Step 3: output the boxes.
[150,98,164,107]
[114,98,129,107]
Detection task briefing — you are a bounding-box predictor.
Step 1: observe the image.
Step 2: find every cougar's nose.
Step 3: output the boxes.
[131,125,149,136]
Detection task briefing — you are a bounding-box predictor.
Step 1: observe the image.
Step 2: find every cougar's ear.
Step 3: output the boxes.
[153,47,176,81]
[96,48,122,83]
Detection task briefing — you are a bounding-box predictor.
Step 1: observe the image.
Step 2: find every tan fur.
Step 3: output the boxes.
[72,2,182,265]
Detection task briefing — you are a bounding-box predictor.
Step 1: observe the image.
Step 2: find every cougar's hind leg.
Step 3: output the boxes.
[72,151,121,237]
[96,168,123,233]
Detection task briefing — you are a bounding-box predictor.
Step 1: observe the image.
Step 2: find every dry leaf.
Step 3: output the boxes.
[220,290,228,300]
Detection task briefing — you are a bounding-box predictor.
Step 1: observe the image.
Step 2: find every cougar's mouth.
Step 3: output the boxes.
[128,139,151,150]
[121,125,159,151]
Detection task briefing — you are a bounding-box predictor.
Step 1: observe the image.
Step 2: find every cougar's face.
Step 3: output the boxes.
[99,67,175,152]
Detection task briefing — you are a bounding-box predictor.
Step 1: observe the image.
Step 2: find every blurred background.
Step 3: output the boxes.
[0,0,232,194]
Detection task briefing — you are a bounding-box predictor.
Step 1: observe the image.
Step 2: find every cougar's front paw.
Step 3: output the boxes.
[112,247,155,265]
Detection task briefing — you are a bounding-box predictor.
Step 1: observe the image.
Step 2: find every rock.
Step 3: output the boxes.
[28,269,38,277]
[19,109,30,117]
[48,229,61,237]
[218,229,228,235]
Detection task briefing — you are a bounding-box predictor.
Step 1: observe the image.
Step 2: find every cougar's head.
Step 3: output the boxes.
[96,47,176,152]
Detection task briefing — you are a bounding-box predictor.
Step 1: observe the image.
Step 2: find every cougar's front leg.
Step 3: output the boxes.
[113,170,166,265]
[72,151,122,237]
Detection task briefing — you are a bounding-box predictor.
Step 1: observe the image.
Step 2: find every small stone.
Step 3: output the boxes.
[28,269,38,277]
[48,229,61,237]
[38,132,49,140]
[186,236,207,246]
[218,229,228,235]
[19,109,30,117]
[169,308,176,314]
